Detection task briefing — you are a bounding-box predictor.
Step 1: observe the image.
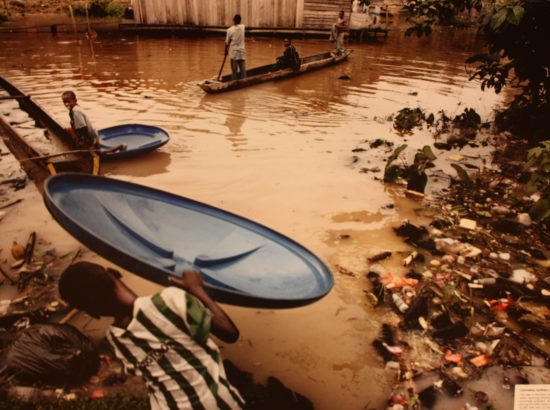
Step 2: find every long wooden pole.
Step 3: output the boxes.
[217,53,228,81]
[67,2,77,37]
[19,145,125,162]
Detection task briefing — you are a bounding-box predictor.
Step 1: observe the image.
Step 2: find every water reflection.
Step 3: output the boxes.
[224,97,248,150]
[103,150,171,177]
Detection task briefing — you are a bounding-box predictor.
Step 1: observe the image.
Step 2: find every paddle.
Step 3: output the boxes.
[20,144,126,162]
[217,46,229,81]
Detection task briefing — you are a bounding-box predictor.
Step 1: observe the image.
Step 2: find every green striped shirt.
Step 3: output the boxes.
[107,287,244,410]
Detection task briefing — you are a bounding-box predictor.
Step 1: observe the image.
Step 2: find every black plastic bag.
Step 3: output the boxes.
[1,323,99,386]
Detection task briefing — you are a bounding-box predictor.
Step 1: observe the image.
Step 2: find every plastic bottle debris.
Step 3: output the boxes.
[451,366,468,379]
[510,269,536,284]
[403,251,419,266]
[517,213,532,226]
[434,238,482,258]
[459,218,477,230]
[491,205,511,215]
[444,351,462,363]
[392,293,409,313]
[382,272,419,288]
[498,252,511,261]
[469,354,490,367]
[0,299,10,315]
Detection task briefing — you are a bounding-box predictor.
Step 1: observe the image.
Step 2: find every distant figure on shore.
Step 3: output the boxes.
[330,10,347,55]
[226,14,246,80]
[59,262,245,410]
[61,90,98,148]
[271,38,301,71]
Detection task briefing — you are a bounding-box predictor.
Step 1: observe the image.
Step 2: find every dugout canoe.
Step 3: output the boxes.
[98,124,170,159]
[199,49,352,93]
[44,174,334,308]
[0,76,96,176]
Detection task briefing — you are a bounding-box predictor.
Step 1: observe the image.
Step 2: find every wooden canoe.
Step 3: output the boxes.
[199,49,353,93]
[0,76,95,177]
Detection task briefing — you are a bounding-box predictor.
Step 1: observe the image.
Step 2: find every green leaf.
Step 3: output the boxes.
[422,145,437,161]
[512,5,525,20]
[507,6,524,25]
[384,165,401,182]
[490,8,508,30]
[529,199,550,222]
[386,144,408,169]
[451,164,472,183]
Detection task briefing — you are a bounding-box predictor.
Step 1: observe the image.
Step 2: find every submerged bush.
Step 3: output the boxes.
[526,141,550,222]
[393,107,425,135]
[73,0,125,18]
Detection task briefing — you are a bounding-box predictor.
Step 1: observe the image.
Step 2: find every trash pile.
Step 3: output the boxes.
[0,229,147,404]
[365,166,549,409]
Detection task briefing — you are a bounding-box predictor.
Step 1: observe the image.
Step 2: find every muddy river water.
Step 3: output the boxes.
[0,27,506,409]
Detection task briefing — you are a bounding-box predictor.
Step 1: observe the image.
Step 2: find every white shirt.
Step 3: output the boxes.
[71,105,97,138]
[226,24,246,61]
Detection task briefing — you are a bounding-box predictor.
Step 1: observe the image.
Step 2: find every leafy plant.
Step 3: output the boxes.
[393,107,425,135]
[525,141,550,221]
[384,144,408,182]
[453,108,481,129]
[404,0,483,37]
[73,0,125,18]
[404,0,550,144]
[0,10,8,23]
[384,145,437,193]
[451,163,472,185]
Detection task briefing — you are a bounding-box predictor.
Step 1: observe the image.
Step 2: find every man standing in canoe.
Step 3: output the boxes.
[330,10,347,55]
[225,14,246,81]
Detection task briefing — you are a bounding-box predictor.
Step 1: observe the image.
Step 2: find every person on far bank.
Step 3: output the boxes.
[225,14,246,80]
[330,10,347,55]
[271,38,301,72]
[61,90,99,149]
[58,262,245,410]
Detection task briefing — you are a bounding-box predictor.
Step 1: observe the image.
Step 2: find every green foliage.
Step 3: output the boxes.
[404,0,482,36]
[383,144,437,194]
[413,145,436,173]
[404,0,550,144]
[393,107,425,135]
[105,2,125,18]
[526,141,550,191]
[451,163,472,184]
[529,198,550,222]
[384,144,408,182]
[73,0,125,18]
[525,141,550,221]
[430,110,452,136]
[453,108,481,129]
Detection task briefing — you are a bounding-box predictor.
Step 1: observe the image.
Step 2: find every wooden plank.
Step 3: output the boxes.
[296,0,304,27]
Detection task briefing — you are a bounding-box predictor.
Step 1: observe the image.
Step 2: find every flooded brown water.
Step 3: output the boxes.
[0,28,506,409]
